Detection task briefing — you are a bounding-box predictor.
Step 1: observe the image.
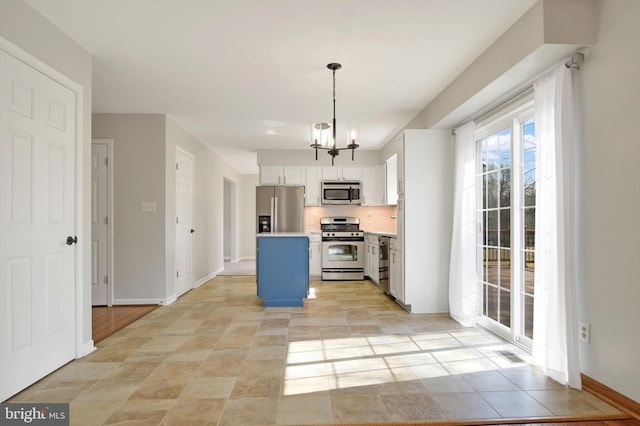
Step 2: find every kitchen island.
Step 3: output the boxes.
[256,233,309,307]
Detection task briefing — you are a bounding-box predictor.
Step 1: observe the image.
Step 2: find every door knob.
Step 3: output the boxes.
[66,236,78,245]
[190,229,195,233]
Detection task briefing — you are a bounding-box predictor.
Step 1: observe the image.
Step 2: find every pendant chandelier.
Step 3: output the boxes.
[310,63,359,166]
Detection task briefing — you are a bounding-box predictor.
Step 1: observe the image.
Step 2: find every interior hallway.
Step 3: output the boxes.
[9,276,630,425]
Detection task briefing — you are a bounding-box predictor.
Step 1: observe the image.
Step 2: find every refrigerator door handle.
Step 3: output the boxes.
[269,197,276,232]
[273,197,278,232]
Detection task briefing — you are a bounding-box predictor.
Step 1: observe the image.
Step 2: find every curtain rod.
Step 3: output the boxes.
[453,50,586,132]
[471,86,534,126]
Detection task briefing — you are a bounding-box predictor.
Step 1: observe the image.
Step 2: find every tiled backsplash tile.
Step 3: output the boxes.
[304,205,397,233]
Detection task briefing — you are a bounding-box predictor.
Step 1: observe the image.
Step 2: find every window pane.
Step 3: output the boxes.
[523,251,535,295]
[523,207,535,249]
[487,171,499,209]
[500,289,511,328]
[499,249,511,290]
[486,134,499,171]
[485,248,498,284]
[487,210,498,246]
[487,285,498,321]
[500,168,511,207]
[500,208,511,248]
[483,284,488,316]
[483,211,488,245]
[482,249,489,282]
[523,164,536,206]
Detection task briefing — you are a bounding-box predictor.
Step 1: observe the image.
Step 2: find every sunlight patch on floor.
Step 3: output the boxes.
[283,329,530,396]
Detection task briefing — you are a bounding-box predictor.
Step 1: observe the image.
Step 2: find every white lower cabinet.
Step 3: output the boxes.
[366,234,380,284]
[389,238,403,303]
[309,233,322,278]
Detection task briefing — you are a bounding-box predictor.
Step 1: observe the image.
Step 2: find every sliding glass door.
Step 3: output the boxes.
[476,98,536,346]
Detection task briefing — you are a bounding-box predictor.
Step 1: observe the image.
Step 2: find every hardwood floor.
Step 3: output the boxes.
[92,304,158,343]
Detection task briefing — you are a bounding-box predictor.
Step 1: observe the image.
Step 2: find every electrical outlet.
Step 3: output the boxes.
[579,321,591,344]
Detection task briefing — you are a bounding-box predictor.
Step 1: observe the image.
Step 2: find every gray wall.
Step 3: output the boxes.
[92,114,168,301]
[0,0,94,349]
[165,117,244,284]
[92,114,247,302]
[575,0,640,402]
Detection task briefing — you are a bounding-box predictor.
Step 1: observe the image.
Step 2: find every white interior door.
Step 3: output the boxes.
[175,147,194,297]
[91,140,111,306]
[0,50,77,401]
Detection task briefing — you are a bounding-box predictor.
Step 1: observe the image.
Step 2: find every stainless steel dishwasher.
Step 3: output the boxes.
[378,236,390,294]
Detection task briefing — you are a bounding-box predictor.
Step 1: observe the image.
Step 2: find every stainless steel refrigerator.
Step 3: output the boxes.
[256,186,305,233]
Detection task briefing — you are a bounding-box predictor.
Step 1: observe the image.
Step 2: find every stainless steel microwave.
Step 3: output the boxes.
[321,181,362,205]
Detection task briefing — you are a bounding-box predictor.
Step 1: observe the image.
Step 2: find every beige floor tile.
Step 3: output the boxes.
[197,358,243,377]
[480,390,554,417]
[381,392,447,422]
[462,370,521,391]
[107,361,161,379]
[218,397,279,426]
[277,395,334,425]
[431,392,500,420]
[230,375,282,399]
[160,398,226,426]
[23,380,97,403]
[331,394,390,423]
[103,399,174,425]
[179,377,235,399]
[70,400,123,426]
[421,375,475,393]
[76,378,143,401]
[527,388,622,416]
[282,375,332,397]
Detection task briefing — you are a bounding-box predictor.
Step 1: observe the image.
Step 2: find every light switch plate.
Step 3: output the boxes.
[141,201,156,212]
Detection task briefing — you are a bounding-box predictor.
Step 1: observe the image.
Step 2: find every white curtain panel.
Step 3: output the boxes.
[449,121,477,326]
[532,65,581,388]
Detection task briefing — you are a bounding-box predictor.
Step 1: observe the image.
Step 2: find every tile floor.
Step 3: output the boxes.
[9,276,622,425]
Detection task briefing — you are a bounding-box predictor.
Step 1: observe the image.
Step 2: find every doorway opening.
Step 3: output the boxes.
[223,178,237,263]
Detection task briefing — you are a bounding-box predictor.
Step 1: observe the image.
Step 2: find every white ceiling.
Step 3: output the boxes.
[25,0,536,174]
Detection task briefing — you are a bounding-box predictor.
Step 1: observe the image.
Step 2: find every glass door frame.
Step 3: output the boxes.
[474,97,535,350]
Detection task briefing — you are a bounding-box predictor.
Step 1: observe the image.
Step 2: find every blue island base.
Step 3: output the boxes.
[257,235,310,308]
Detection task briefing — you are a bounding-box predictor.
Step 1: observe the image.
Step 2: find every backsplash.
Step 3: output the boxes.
[304,205,397,233]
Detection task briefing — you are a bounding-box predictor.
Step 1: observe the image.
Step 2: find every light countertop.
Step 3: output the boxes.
[256,232,310,238]
[365,230,397,238]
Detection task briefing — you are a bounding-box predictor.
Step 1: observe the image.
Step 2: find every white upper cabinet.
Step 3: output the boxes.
[362,165,387,206]
[361,166,377,206]
[259,165,282,185]
[283,166,306,185]
[385,155,397,205]
[305,166,321,206]
[321,165,362,181]
[259,165,306,185]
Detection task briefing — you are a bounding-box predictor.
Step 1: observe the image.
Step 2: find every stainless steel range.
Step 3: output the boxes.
[320,217,365,280]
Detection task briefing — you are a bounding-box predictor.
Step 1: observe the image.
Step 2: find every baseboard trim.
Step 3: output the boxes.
[76,340,96,358]
[581,373,640,421]
[112,298,164,306]
[195,272,216,288]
